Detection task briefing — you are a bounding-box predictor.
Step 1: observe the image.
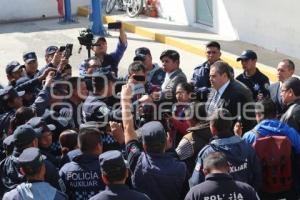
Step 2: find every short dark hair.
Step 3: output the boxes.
[210,108,233,137]
[10,107,36,132]
[160,50,180,62]
[282,59,295,71]
[106,167,127,183]
[67,77,85,93]
[176,82,194,94]
[203,152,229,171]
[283,77,300,96]
[206,41,221,50]
[255,99,277,119]
[92,73,115,94]
[128,61,146,75]
[78,128,102,153]
[211,61,232,79]
[59,129,78,155]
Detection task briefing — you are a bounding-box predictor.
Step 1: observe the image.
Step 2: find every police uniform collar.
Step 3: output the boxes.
[288,98,300,107]
[73,152,99,163]
[144,151,170,158]
[27,180,44,183]
[205,173,233,181]
[243,67,261,78]
[106,184,129,191]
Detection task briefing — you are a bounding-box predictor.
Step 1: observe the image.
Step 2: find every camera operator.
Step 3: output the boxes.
[79,22,127,77]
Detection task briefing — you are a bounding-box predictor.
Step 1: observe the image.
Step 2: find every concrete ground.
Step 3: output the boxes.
[99,11,300,82]
[0,16,244,86]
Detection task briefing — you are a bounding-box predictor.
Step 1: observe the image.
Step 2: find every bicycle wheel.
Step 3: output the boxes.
[126,0,144,18]
[105,0,117,14]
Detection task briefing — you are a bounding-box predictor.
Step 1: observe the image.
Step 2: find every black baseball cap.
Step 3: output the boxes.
[0,86,25,102]
[3,135,15,155]
[16,77,37,93]
[6,61,24,75]
[23,52,37,63]
[92,36,107,45]
[26,117,56,136]
[81,99,111,124]
[45,46,58,55]
[236,50,257,61]
[99,150,127,179]
[13,124,38,147]
[134,47,151,61]
[18,147,46,175]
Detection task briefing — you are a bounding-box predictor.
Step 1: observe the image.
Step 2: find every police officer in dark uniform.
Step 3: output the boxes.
[90,150,151,200]
[0,86,25,137]
[82,72,122,151]
[133,47,165,92]
[26,117,59,167]
[82,72,121,123]
[0,71,55,138]
[236,50,270,101]
[2,135,14,157]
[3,147,67,200]
[185,152,260,200]
[59,126,105,199]
[191,41,222,102]
[5,61,24,87]
[61,77,89,130]
[0,125,61,197]
[121,84,188,200]
[23,51,40,79]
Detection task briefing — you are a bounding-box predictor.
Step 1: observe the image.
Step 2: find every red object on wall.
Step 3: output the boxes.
[57,0,64,17]
[147,0,158,17]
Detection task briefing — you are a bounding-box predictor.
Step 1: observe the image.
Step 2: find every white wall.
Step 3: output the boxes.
[159,0,300,59]
[157,0,194,25]
[220,0,300,59]
[0,0,87,22]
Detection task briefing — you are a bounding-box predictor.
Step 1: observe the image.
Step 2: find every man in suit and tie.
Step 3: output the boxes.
[269,59,295,117]
[207,61,255,132]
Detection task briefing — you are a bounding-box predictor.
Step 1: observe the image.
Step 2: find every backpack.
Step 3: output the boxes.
[252,130,293,193]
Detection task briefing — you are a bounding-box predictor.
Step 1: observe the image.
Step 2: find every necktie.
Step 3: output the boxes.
[207,91,219,115]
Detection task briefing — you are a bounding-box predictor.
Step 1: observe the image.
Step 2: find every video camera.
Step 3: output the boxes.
[77,29,94,58]
[78,28,94,47]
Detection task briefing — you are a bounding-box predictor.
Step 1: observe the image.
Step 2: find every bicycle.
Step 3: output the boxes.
[105,0,145,18]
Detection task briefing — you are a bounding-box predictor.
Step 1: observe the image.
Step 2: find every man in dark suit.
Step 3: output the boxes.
[207,61,255,132]
[269,59,295,117]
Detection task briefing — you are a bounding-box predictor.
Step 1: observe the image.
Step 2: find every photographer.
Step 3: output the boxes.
[79,22,127,77]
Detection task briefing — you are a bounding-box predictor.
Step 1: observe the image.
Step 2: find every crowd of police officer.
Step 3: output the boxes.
[2,24,299,200]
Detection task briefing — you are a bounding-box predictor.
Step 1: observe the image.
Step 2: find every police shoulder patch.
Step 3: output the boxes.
[264,83,270,90]
[98,106,110,115]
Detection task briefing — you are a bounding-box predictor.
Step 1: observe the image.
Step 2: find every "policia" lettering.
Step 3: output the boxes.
[66,171,99,181]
